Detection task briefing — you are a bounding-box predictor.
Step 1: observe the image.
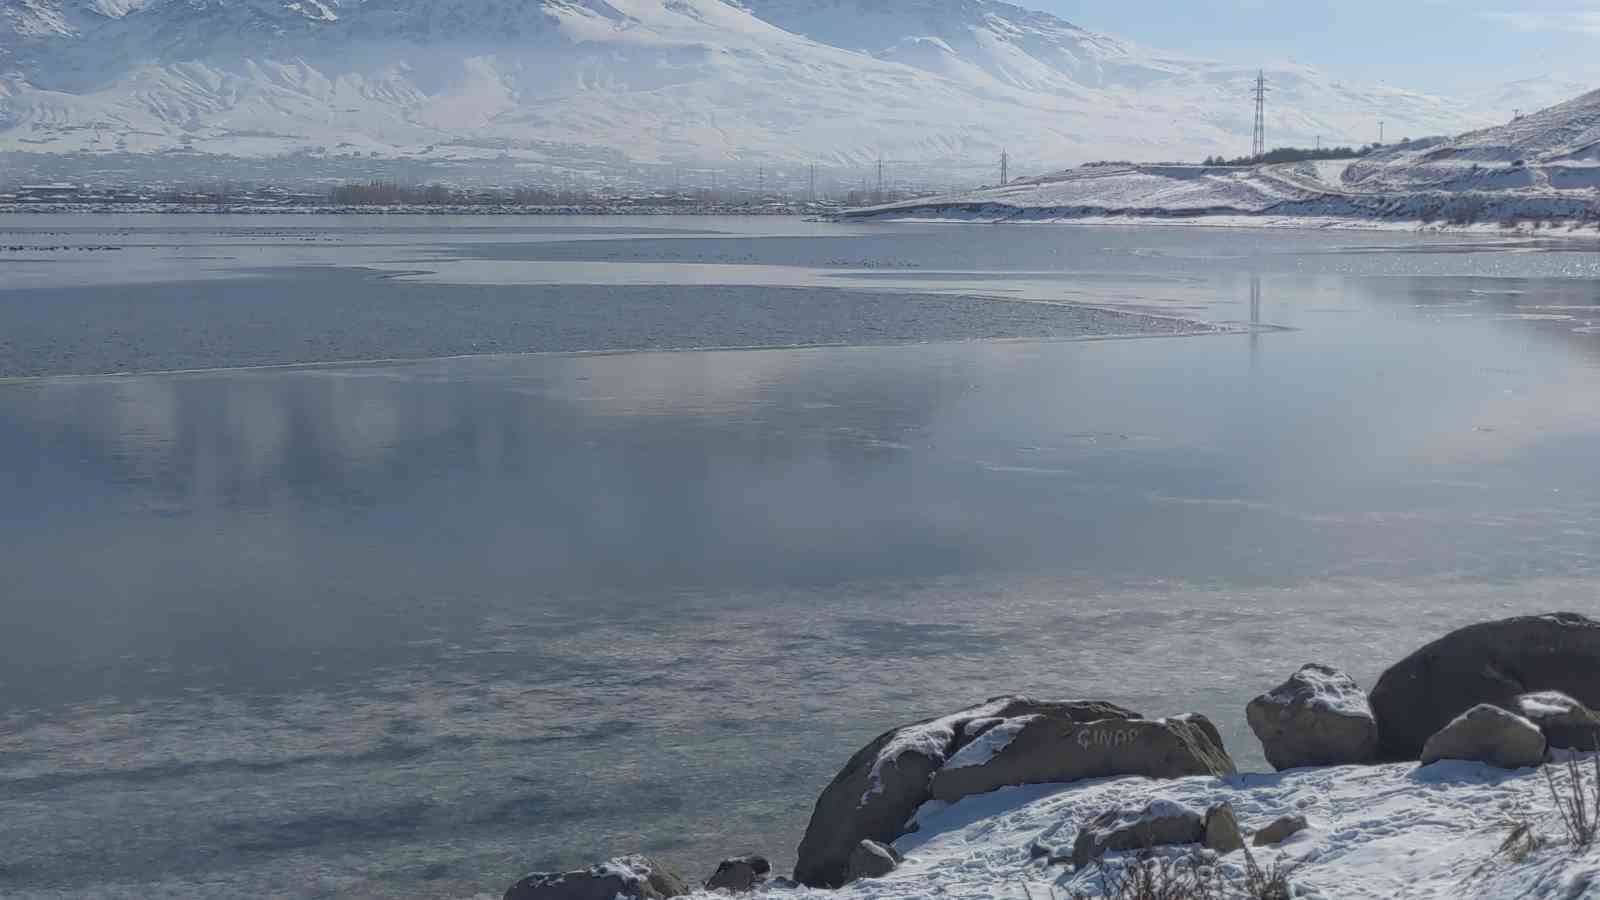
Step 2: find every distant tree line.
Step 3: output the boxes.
[1078,144,1388,169]
[330,181,466,205]
[1201,144,1385,167]
[328,180,611,205]
[326,179,840,207]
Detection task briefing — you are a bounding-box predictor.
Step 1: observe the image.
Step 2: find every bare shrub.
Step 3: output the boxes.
[1239,843,1295,900]
[1062,851,1222,900]
[1545,750,1600,849]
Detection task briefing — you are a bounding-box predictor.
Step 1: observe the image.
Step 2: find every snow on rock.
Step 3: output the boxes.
[1068,799,1205,869]
[1421,705,1548,770]
[702,856,770,894]
[1511,692,1600,752]
[927,714,1236,804]
[1520,694,1578,718]
[1246,663,1378,771]
[846,840,901,883]
[1257,665,1371,717]
[505,855,690,900]
[794,698,1141,888]
[942,715,1040,771]
[861,699,1015,803]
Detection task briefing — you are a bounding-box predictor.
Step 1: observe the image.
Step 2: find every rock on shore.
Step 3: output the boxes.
[792,696,1233,888]
[1368,612,1600,760]
[1246,663,1378,771]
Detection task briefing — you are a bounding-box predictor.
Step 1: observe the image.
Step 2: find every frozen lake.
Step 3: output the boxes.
[2,216,1600,898]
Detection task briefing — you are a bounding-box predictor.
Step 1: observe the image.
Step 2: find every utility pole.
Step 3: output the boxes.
[1001,149,1009,186]
[1251,70,1268,160]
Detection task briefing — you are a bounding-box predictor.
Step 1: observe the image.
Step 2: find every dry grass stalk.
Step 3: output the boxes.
[1544,748,1600,850]
[1238,842,1294,900]
[1496,820,1541,864]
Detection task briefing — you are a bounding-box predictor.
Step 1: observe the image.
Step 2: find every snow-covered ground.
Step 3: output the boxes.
[710,757,1600,899]
[849,90,1600,231]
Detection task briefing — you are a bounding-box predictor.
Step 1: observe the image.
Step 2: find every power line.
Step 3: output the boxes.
[1251,70,1268,160]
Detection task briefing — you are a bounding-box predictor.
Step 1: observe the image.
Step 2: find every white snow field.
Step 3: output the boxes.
[702,758,1600,900]
[0,0,1583,177]
[851,89,1600,230]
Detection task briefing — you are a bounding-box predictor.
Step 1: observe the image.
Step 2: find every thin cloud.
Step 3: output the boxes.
[1479,9,1600,34]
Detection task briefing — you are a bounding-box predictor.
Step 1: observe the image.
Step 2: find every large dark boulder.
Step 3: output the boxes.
[1368,613,1600,760]
[927,714,1235,802]
[1246,664,1378,770]
[792,697,1139,888]
[504,857,688,900]
[1420,704,1546,769]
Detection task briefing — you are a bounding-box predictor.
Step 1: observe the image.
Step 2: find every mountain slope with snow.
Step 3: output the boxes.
[0,0,1566,180]
[849,88,1600,229]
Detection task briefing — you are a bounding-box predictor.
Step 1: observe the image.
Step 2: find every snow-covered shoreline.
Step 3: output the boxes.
[846,209,1600,237]
[503,614,1600,900]
[752,756,1600,900]
[0,202,811,216]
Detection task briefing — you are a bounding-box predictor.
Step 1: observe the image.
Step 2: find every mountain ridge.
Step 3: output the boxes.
[0,0,1589,183]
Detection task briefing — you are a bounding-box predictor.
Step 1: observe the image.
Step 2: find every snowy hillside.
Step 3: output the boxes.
[850,88,1600,230]
[0,0,1572,180]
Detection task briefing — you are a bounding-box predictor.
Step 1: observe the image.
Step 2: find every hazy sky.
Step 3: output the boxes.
[1034,0,1600,94]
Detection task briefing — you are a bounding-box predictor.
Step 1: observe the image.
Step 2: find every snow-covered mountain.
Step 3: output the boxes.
[0,0,1586,180]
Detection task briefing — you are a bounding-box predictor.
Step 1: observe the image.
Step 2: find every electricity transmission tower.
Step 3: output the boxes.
[1001,149,1009,186]
[809,164,817,203]
[1251,70,1268,160]
[876,158,885,202]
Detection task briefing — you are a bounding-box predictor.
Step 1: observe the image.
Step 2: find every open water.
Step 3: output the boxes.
[2,216,1600,897]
